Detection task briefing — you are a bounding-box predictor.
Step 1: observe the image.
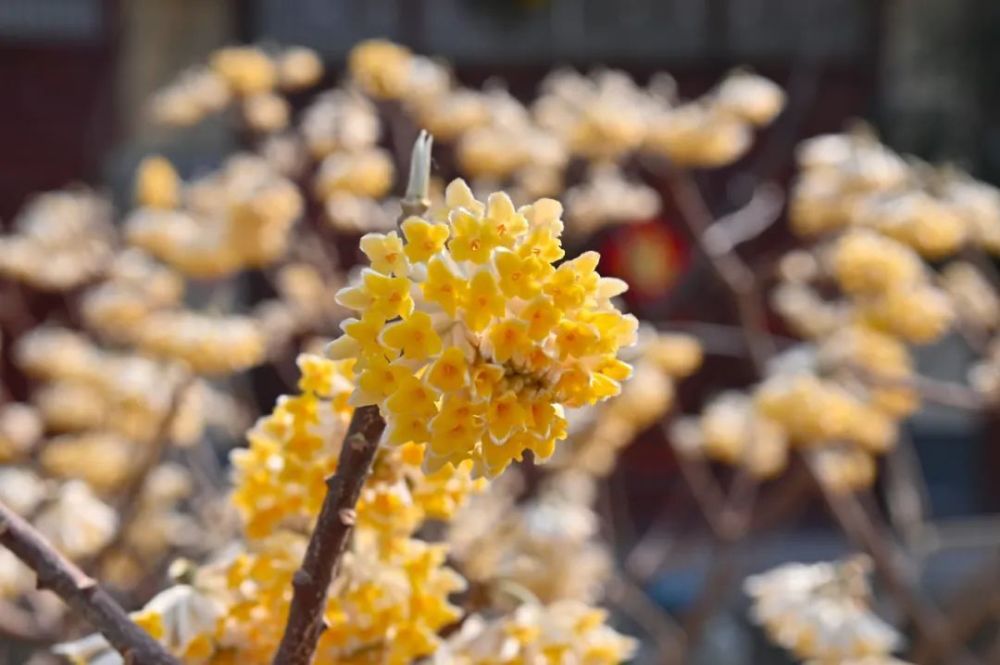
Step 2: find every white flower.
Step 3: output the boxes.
[746,557,903,662]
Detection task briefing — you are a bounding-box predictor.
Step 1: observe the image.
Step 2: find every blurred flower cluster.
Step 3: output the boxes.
[746,557,911,665]
[669,127,1000,493]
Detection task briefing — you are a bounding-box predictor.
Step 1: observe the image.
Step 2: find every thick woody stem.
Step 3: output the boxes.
[271,404,385,665]
[0,501,178,664]
[272,130,426,665]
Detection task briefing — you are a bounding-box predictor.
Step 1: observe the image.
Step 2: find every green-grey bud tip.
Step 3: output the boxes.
[405,130,434,204]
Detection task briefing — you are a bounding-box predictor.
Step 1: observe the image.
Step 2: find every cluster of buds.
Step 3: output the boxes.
[0,188,114,291]
[560,328,702,476]
[533,67,783,169]
[563,164,663,237]
[15,327,203,448]
[58,354,475,664]
[645,69,784,168]
[790,128,1000,258]
[449,471,611,606]
[151,44,323,132]
[127,153,303,279]
[672,125,1000,492]
[746,556,910,664]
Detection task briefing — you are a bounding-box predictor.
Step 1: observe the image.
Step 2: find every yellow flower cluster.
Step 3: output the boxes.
[80,248,185,343]
[300,89,381,158]
[438,600,638,665]
[746,556,906,664]
[151,44,323,131]
[670,329,909,489]
[0,188,114,291]
[327,179,638,478]
[219,534,465,664]
[218,354,483,663]
[645,70,783,168]
[672,391,789,480]
[127,153,303,279]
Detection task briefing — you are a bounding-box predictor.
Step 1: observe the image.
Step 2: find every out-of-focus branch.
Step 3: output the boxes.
[271,404,385,665]
[844,363,989,412]
[910,556,1000,664]
[701,183,785,257]
[606,575,686,665]
[804,452,982,665]
[86,374,194,574]
[661,166,778,374]
[0,501,178,664]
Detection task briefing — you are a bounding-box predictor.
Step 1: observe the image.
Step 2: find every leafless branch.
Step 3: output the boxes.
[804,452,982,665]
[271,404,385,665]
[0,501,178,664]
[85,375,194,574]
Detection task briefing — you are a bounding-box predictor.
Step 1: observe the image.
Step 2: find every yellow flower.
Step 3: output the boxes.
[427,347,470,392]
[380,311,443,360]
[355,356,412,405]
[463,270,506,332]
[135,155,180,209]
[402,217,450,263]
[422,257,467,316]
[360,231,409,276]
[522,295,561,341]
[495,249,544,299]
[362,270,414,320]
[449,209,499,264]
[327,312,387,360]
[386,375,439,418]
[487,319,530,363]
[487,391,527,440]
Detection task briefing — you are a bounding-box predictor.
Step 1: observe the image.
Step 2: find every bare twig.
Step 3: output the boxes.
[86,375,194,574]
[606,575,686,665]
[660,165,777,373]
[0,501,178,664]
[804,453,982,665]
[883,432,930,551]
[271,404,385,665]
[844,363,988,412]
[701,183,784,257]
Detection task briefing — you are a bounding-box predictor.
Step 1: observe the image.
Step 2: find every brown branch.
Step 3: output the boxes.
[273,132,430,665]
[0,500,178,664]
[271,404,385,665]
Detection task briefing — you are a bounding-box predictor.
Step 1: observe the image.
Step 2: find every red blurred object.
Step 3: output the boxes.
[600,217,690,307]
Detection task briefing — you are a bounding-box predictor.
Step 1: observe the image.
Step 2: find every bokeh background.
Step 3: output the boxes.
[2,1,999,663]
